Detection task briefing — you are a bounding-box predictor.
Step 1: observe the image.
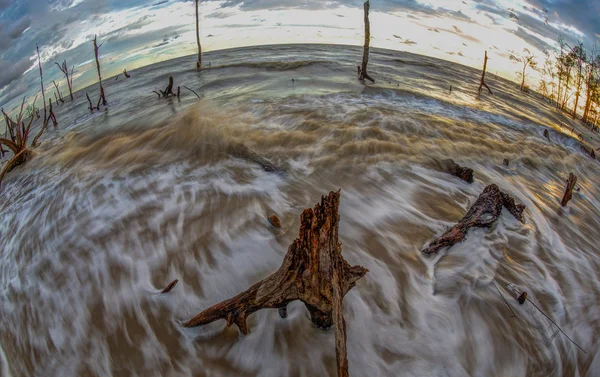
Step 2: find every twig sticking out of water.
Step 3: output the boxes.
[526,298,587,354]
[493,282,517,318]
[161,279,179,293]
[183,86,201,99]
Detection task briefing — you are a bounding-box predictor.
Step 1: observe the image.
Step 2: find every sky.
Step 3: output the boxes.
[0,0,599,111]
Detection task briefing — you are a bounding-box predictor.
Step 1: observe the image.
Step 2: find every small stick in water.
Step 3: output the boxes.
[161,279,179,293]
[493,282,517,318]
[183,86,201,99]
[526,298,587,354]
[560,173,577,207]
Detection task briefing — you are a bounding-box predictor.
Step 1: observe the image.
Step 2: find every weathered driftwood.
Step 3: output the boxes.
[232,143,282,172]
[422,184,525,255]
[184,191,367,377]
[560,173,577,207]
[438,159,474,183]
[478,51,493,95]
[161,279,179,293]
[183,86,201,99]
[358,0,374,83]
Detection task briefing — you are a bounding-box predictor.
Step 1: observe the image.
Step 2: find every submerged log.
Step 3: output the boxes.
[560,173,577,207]
[439,159,474,183]
[421,184,525,256]
[183,191,368,377]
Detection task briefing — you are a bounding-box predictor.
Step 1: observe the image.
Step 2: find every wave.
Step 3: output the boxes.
[208,60,328,71]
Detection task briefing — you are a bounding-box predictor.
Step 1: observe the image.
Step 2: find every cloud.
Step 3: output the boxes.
[0,56,32,89]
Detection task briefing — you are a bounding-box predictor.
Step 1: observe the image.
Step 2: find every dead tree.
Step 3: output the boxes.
[422,184,525,255]
[560,173,577,207]
[93,35,107,106]
[183,191,368,377]
[36,45,47,121]
[52,80,64,103]
[153,76,180,99]
[195,0,202,69]
[47,98,57,127]
[123,68,131,78]
[478,51,493,95]
[358,0,374,83]
[55,60,74,100]
[0,95,52,185]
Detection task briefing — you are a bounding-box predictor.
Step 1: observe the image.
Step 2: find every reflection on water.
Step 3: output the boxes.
[1,44,599,377]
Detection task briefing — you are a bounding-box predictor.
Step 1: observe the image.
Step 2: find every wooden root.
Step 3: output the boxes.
[183,191,367,377]
[560,173,577,207]
[0,149,31,184]
[421,184,525,256]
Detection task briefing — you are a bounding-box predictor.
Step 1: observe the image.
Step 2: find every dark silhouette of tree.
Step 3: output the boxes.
[93,35,107,107]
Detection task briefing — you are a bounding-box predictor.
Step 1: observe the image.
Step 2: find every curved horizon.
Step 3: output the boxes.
[0,0,599,111]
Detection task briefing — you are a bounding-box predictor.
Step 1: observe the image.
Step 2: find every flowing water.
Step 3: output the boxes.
[1,44,599,377]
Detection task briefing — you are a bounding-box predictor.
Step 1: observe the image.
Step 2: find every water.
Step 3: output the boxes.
[1,44,599,377]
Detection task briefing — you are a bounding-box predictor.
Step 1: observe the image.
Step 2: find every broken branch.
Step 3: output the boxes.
[560,173,577,207]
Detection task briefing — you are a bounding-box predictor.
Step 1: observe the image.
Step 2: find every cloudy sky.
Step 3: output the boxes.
[0,0,598,110]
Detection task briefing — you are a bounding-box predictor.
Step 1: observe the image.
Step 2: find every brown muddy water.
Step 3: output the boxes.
[1,44,599,377]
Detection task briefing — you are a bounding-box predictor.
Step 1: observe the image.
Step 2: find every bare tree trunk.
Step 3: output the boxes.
[358,0,374,83]
[478,51,493,95]
[521,62,527,91]
[36,45,47,122]
[93,35,107,106]
[196,0,202,69]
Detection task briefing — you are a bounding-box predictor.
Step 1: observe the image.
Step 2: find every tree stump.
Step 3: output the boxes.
[560,173,577,207]
[183,191,367,377]
[422,184,525,256]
